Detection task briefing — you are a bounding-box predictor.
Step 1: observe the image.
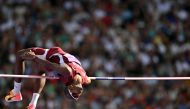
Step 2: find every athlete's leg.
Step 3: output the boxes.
[27,61,47,109]
[34,72,46,93]
[15,49,30,82]
[5,49,31,102]
[14,49,33,93]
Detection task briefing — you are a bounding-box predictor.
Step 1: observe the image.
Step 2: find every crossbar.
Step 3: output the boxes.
[0,74,190,80]
[89,77,190,80]
[0,74,59,79]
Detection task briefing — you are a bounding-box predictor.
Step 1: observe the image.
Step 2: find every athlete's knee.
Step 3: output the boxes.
[16,49,27,56]
[16,48,32,59]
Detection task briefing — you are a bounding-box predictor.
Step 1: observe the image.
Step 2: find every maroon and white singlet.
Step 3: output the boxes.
[31,47,88,86]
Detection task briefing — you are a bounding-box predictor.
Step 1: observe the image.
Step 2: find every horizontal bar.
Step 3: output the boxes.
[89,77,190,80]
[0,74,59,79]
[0,74,190,80]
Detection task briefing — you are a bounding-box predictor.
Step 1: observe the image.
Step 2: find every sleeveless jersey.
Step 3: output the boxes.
[31,47,88,86]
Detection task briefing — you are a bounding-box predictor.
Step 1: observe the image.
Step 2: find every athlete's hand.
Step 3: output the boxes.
[20,50,36,60]
[86,77,91,84]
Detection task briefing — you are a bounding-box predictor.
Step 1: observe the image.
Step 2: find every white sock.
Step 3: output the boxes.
[30,93,40,106]
[13,81,21,94]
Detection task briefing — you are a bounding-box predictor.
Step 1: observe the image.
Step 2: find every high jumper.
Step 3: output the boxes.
[4,47,91,109]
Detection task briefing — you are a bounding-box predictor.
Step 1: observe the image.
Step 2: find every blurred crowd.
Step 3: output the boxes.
[0,0,190,109]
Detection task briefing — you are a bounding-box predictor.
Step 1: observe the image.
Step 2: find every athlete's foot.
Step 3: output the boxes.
[5,90,23,102]
[27,104,36,109]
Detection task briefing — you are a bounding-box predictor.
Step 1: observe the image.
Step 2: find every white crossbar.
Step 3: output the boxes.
[89,77,190,80]
[0,74,190,80]
[0,74,59,79]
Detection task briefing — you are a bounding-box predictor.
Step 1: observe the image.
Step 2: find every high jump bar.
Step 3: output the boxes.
[0,74,190,80]
[0,74,59,79]
[89,77,190,80]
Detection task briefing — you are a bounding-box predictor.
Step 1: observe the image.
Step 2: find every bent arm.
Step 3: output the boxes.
[33,57,70,74]
[17,48,70,75]
[18,48,48,60]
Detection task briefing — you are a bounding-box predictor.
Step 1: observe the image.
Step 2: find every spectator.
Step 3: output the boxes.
[0,0,190,108]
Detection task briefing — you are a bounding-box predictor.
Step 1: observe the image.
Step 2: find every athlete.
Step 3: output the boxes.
[4,47,91,109]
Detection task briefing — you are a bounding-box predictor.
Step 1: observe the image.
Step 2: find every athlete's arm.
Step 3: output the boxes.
[18,48,70,74]
[33,57,69,73]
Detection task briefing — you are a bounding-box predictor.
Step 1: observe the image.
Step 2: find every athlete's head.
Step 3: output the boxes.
[67,74,83,100]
